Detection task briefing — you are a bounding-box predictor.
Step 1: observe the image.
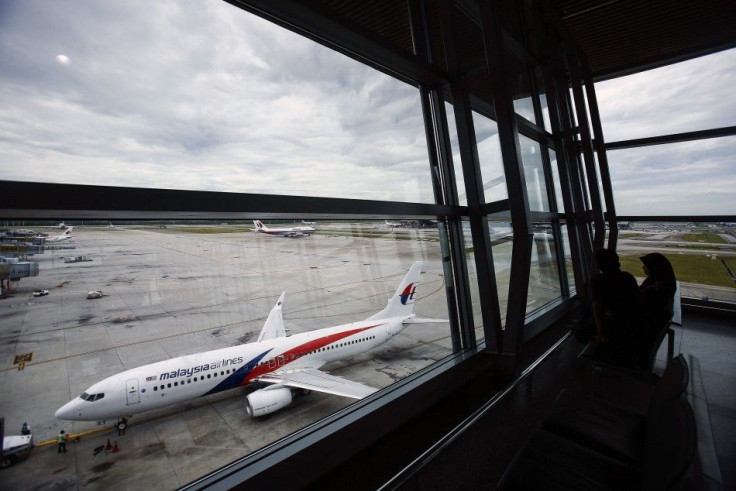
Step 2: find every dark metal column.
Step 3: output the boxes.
[477,0,533,361]
[567,45,606,254]
[547,61,593,292]
[581,60,618,250]
[437,0,502,351]
[409,0,469,352]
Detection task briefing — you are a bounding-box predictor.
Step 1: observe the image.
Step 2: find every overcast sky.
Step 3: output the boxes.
[0,1,734,215]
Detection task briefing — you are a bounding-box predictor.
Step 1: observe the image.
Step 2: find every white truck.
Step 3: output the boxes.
[1,434,33,469]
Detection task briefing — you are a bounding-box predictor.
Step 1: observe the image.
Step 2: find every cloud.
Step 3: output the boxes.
[0,0,433,203]
[0,1,733,215]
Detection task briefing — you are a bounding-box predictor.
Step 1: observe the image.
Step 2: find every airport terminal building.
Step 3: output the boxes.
[1,1,735,489]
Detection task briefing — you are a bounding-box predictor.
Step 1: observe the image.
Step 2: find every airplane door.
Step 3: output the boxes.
[126,378,141,405]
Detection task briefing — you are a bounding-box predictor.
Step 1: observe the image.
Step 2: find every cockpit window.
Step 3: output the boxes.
[80,392,104,402]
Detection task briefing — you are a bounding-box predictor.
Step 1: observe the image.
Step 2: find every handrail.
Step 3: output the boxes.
[379,331,572,490]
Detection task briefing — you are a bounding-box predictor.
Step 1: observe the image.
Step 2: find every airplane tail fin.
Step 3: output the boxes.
[64,226,73,235]
[257,292,287,342]
[253,220,265,232]
[367,262,423,321]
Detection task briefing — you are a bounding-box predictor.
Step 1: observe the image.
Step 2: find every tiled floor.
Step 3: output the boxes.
[676,311,736,489]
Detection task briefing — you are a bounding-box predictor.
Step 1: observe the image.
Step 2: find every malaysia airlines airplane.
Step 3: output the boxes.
[56,262,442,427]
[41,226,73,242]
[252,220,315,237]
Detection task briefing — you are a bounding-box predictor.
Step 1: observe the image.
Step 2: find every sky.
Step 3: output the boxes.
[0,1,734,215]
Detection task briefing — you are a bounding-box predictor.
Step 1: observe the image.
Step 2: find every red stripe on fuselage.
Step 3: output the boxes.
[241,323,385,385]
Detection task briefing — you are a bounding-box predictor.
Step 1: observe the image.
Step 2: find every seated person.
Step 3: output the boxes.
[629,252,677,367]
[572,249,640,345]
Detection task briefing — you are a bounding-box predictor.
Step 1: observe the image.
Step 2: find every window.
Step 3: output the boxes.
[596,49,736,142]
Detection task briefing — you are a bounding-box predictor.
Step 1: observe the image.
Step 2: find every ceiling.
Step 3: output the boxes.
[234,0,736,84]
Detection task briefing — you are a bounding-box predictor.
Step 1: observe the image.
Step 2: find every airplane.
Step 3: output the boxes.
[385,220,400,228]
[40,226,73,242]
[252,220,314,237]
[55,262,443,427]
[302,220,316,225]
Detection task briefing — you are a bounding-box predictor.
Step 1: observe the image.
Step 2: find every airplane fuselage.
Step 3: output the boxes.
[55,317,402,421]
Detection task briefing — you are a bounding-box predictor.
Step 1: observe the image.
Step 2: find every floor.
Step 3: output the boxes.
[311,309,736,490]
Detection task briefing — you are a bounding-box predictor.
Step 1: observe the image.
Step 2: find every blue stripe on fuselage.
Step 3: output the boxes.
[204,349,272,396]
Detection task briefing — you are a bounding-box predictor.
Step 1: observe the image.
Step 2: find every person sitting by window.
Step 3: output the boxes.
[628,252,677,367]
[571,248,640,345]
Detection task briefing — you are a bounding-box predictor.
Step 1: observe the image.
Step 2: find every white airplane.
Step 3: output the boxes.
[302,220,316,225]
[55,262,442,426]
[252,220,314,238]
[385,220,400,228]
[41,226,73,242]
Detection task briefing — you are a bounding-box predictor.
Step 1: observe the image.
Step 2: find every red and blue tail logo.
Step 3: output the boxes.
[400,283,417,305]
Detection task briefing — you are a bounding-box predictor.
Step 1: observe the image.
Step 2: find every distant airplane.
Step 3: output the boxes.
[302,220,316,225]
[385,220,400,228]
[252,220,314,238]
[55,262,444,426]
[57,222,66,229]
[41,226,73,242]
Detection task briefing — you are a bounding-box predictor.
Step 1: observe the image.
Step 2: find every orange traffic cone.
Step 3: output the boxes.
[112,441,120,453]
[106,439,112,451]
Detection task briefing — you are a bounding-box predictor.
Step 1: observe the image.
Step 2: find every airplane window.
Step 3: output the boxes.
[154,386,157,391]
[80,392,91,401]
[167,383,172,388]
[175,382,179,386]
[187,380,191,384]
[95,393,105,401]
[207,374,211,379]
[214,373,217,377]
[221,371,224,376]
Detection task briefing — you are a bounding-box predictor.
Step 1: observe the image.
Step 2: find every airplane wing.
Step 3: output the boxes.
[257,293,287,342]
[256,368,378,399]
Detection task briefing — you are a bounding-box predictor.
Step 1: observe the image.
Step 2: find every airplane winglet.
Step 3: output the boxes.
[257,292,287,342]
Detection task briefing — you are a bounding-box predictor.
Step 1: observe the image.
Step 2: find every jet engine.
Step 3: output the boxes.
[246,387,293,417]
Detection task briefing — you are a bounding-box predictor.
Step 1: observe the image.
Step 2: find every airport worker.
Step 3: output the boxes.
[21,421,31,435]
[57,429,68,453]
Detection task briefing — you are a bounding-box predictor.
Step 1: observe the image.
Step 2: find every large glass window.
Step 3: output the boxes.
[0,1,433,203]
[1,219,452,486]
[596,49,736,142]
[616,222,736,304]
[606,137,736,216]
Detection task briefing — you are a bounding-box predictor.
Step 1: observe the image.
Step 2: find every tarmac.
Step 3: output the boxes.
[0,224,462,489]
[4,223,714,488]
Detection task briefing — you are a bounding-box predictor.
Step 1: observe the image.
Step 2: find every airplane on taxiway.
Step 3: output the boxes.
[40,226,73,242]
[252,220,314,237]
[55,262,443,428]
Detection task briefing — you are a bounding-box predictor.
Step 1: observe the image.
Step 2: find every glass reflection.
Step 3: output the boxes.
[519,134,550,212]
[473,112,508,204]
[527,223,562,313]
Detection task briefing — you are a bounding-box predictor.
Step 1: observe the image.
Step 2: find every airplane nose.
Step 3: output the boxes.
[55,401,79,420]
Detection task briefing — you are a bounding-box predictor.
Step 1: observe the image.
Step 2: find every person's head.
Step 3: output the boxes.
[640,253,676,283]
[595,248,620,274]
[60,430,65,434]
